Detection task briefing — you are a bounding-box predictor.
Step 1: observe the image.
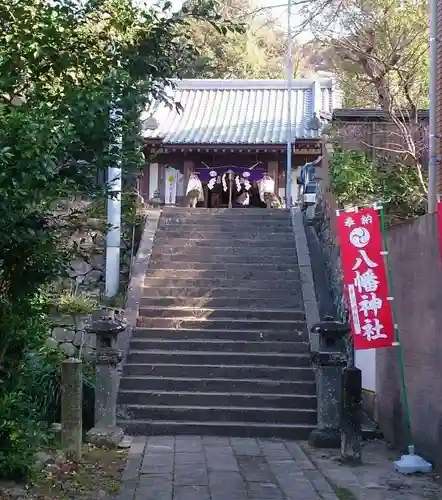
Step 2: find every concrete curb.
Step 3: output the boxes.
[286,442,340,500]
[115,436,147,500]
[118,209,161,382]
[291,208,320,352]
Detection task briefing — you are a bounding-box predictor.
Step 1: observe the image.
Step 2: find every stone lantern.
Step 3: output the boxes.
[85,308,127,447]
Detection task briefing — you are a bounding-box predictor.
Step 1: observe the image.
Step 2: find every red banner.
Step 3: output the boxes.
[437,201,442,260]
[336,207,395,350]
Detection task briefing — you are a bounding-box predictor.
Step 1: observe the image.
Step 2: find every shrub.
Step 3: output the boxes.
[329,147,426,224]
[0,340,96,480]
[0,379,49,480]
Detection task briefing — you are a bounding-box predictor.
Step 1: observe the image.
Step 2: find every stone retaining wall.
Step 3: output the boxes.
[49,314,95,359]
[47,205,146,356]
[312,188,348,322]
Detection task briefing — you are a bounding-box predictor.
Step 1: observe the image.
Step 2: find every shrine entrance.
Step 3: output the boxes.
[188,166,275,209]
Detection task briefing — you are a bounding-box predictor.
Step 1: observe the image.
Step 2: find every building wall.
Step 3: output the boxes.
[317,147,442,466]
[333,118,428,167]
[437,1,442,193]
[142,151,322,204]
[377,214,442,467]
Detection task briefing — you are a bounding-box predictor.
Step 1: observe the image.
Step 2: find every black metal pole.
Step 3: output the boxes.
[341,364,362,464]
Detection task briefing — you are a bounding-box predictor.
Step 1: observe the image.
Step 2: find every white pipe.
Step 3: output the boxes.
[286,0,293,209]
[105,105,122,297]
[428,0,437,213]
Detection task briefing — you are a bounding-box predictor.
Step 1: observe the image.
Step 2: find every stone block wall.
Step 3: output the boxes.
[313,187,348,322]
[67,217,133,298]
[49,314,95,359]
[47,202,146,356]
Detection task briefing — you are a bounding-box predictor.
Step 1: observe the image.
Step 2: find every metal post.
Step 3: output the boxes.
[341,365,362,464]
[428,0,437,213]
[285,0,293,209]
[105,103,122,297]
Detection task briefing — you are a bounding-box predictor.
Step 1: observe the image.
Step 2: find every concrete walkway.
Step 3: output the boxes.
[115,436,338,500]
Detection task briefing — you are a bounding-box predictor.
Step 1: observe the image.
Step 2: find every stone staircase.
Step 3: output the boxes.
[117,207,317,438]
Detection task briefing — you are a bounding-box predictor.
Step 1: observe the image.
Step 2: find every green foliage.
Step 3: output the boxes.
[310,0,429,111]
[329,148,426,223]
[54,291,98,316]
[0,312,54,480]
[177,0,292,79]
[0,0,233,480]
[0,389,47,480]
[0,341,96,480]
[329,149,379,207]
[21,344,96,431]
[21,348,66,425]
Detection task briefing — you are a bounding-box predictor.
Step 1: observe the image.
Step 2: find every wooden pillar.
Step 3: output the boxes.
[148,162,159,200]
[183,160,194,191]
[267,160,278,189]
[158,164,165,201]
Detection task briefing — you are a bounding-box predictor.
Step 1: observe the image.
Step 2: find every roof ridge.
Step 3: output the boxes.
[172,78,335,91]
[140,78,339,144]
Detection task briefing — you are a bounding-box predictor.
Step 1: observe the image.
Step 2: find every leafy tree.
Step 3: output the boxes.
[305,0,429,208]
[307,0,428,111]
[176,0,293,78]
[0,0,232,478]
[329,148,426,224]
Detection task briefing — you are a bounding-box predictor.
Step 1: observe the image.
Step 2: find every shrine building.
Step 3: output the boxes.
[140,78,339,207]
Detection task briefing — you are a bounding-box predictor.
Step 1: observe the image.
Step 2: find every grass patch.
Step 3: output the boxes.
[33,445,126,499]
[334,486,358,500]
[0,444,128,500]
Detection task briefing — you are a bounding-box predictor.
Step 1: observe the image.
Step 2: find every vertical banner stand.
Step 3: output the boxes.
[378,206,432,474]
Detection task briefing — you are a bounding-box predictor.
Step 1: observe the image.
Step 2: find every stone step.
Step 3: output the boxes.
[162,208,290,217]
[155,230,295,238]
[138,307,305,321]
[122,363,315,381]
[140,287,304,300]
[153,237,297,248]
[118,376,316,395]
[151,246,298,257]
[118,390,317,409]
[161,208,290,214]
[119,404,317,425]
[133,328,309,342]
[145,269,300,281]
[118,420,315,440]
[148,262,300,272]
[149,254,298,264]
[157,222,293,230]
[143,278,302,289]
[136,317,308,334]
[125,350,311,367]
[159,217,291,224]
[139,296,304,309]
[129,338,310,354]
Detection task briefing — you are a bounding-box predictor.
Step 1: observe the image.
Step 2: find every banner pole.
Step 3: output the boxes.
[378,205,432,473]
[378,206,412,444]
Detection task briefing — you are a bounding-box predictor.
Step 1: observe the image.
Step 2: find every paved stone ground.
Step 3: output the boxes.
[303,440,442,500]
[115,436,339,500]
